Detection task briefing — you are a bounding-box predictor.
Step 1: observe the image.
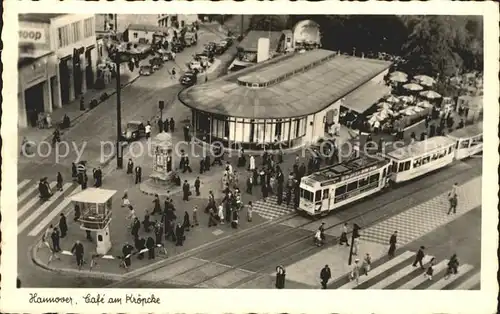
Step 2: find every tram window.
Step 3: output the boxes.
[335,185,347,196]
[422,156,431,164]
[431,154,438,161]
[460,140,470,149]
[323,189,329,200]
[369,173,380,183]
[359,177,369,187]
[346,181,358,192]
[438,150,446,158]
[403,161,411,171]
[315,190,322,202]
[471,136,482,146]
[392,162,398,173]
[301,189,313,202]
[413,159,422,168]
[398,162,405,172]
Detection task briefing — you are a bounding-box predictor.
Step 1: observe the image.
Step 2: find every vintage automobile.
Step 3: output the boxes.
[139,65,153,76]
[180,71,198,86]
[189,60,204,72]
[150,57,163,71]
[122,121,146,141]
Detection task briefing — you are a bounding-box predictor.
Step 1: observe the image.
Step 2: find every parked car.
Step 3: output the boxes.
[224,37,233,47]
[139,65,153,76]
[180,71,198,86]
[184,33,197,46]
[122,121,146,141]
[189,60,203,72]
[214,44,226,55]
[172,42,184,53]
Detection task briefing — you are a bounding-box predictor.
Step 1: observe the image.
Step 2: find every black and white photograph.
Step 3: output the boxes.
[1,1,498,313]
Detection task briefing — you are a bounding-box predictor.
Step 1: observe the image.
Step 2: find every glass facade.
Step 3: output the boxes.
[192,110,307,150]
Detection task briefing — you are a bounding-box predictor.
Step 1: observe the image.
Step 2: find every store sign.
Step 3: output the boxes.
[19,28,46,43]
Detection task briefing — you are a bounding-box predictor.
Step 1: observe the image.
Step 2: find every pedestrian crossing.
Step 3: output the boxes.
[360,177,481,246]
[328,250,480,290]
[251,193,295,220]
[17,180,81,237]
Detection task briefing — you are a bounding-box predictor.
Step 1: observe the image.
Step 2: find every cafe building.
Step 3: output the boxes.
[179,49,392,150]
[18,14,98,128]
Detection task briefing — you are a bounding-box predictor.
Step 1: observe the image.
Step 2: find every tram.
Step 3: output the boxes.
[298,156,391,216]
[382,136,456,184]
[446,122,483,160]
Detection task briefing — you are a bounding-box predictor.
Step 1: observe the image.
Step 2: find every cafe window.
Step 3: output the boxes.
[335,185,347,197]
[398,162,405,172]
[369,173,380,183]
[404,161,411,171]
[58,25,71,48]
[72,22,82,42]
[346,181,358,192]
[84,18,94,38]
[323,189,329,200]
[315,190,322,202]
[275,119,283,138]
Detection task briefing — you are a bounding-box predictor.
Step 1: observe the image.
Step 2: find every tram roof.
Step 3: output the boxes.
[385,136,456,161]
[304,155,388,186]
[179,49,392,119]
[447,122,483,139]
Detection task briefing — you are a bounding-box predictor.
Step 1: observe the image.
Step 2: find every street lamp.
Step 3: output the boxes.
[348,223,360,266]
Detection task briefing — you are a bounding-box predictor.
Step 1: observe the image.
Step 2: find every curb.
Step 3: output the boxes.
[29,241,125,282]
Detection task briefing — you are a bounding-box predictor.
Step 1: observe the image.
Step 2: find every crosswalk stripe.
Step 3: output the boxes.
[18,182,57,219]
[427,264,474,290]
[18,183,73,234]
[28,186,82,237]
[453,272,480,290]
[18,179,31,192]
[398,259,448,289]
[18,182,45,204]
[339,251,414,289]
[367,255,434,289]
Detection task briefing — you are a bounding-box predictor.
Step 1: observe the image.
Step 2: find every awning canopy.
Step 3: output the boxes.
[342,81,391,114]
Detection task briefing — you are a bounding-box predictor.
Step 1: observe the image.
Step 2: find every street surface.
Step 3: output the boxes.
[108,157,481,289]
[16,23,239,288]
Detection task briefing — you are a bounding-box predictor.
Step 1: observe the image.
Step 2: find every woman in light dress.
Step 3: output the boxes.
[350,259,360,285]
[246,201,253,222]
[361,253,371,276]
[122,191,131,207]
[217,204,225,224]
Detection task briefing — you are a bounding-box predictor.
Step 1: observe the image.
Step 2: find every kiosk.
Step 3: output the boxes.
[69,188,116,255]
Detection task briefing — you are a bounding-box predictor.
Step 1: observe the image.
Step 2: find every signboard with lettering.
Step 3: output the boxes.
[301,178,315,187]
[19,28,46,44]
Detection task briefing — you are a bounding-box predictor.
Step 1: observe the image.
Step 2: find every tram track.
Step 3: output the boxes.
[110,158,480,288]
[187,163,480,288]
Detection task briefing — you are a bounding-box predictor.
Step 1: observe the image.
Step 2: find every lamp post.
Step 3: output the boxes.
[115,49,123,169]
[348,223,360,266]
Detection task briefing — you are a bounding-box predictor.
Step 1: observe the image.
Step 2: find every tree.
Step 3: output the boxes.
[249,15,289,31]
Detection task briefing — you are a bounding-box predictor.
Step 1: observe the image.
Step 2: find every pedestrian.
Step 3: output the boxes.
[135,236,146,260]
[183,180,190,201]
[449,182,458,199]
[247,201,253,222]
[143,210,151,232]
[71,240,85,270]
[320,264,331,289]
[38,224,54,252]
[413,246,425,269]
[175,222,184,246]
[361,253,372,276]
[424,257,436,280]
[145,121,151,139]
[445,254,459,279]
[349,259,360,285]
[169,117,175,132]
[80,96,85,111]
[199,158,205,174]
[388,231,398,258]
[152,194,161,215]
[194,177,201,196]
[171,67,177,79]
[183,211,191,232]
[127,159,134,174]
[59,213,68,238]
[339,223,350,246]
[275,266,286,289]
[261,182,268,201]
[146,236,155,260]
[231,207,239,229]
[163,118,169,133]
[121,242,134,270]
[131,217,140,240]
[218,204,225,224]
[135,166,142,184]
[82,172,88,190]
[448,194,458,215]
[51,227,61,252]
[56,172,63,192]
[208,207,218,227]
[192,206,199,226]
[249,155,255,171]
[352,237,360,256]
[71,162,77,181]
[314,229,323,247]
[86,230,93,242]
[157,118,163,133]
[122,191,131,207]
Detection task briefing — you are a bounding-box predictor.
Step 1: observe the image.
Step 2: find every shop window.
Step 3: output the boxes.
[346,181,358,192]
[369,173,380,183]
[323,189,329,200]
[335,185,346,197]
[315,190,322,202]
[404,161,411,171]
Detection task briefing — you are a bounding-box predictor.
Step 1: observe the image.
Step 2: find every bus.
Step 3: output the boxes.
[446,122,483,160]
[383,136,456,184]
[299,156,391,216]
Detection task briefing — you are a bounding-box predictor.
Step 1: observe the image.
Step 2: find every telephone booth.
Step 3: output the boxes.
[69,188,116,255]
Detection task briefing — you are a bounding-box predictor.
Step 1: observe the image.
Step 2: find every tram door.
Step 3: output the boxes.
[315,188,330,213]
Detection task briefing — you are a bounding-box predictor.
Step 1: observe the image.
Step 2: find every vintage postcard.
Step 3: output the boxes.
[1,1,498,313]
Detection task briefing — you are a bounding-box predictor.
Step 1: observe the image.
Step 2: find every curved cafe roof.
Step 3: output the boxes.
[179,49,392,119]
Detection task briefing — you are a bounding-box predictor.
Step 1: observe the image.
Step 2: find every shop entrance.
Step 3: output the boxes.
[59,59,70,104]
[85,48,94,90]
[24,82,45,127]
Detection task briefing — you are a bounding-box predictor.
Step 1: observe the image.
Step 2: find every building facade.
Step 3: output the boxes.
[157,14,198,28]
[18,14,97,128]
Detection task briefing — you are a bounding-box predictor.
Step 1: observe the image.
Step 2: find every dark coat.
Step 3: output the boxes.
[59,215,68,232]
[71,243,84,256]
[320,267,331,281]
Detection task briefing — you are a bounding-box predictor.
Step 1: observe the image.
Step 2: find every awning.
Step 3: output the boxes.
[342,81,391,114]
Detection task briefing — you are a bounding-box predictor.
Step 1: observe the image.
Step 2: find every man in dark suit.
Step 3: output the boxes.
[135,166,142,184]
[413,246,426,269]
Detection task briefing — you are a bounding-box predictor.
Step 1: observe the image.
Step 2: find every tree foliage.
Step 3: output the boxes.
[252,15,483,77]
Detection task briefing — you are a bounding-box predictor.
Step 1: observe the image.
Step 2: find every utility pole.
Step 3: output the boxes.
[115,50,123,169]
